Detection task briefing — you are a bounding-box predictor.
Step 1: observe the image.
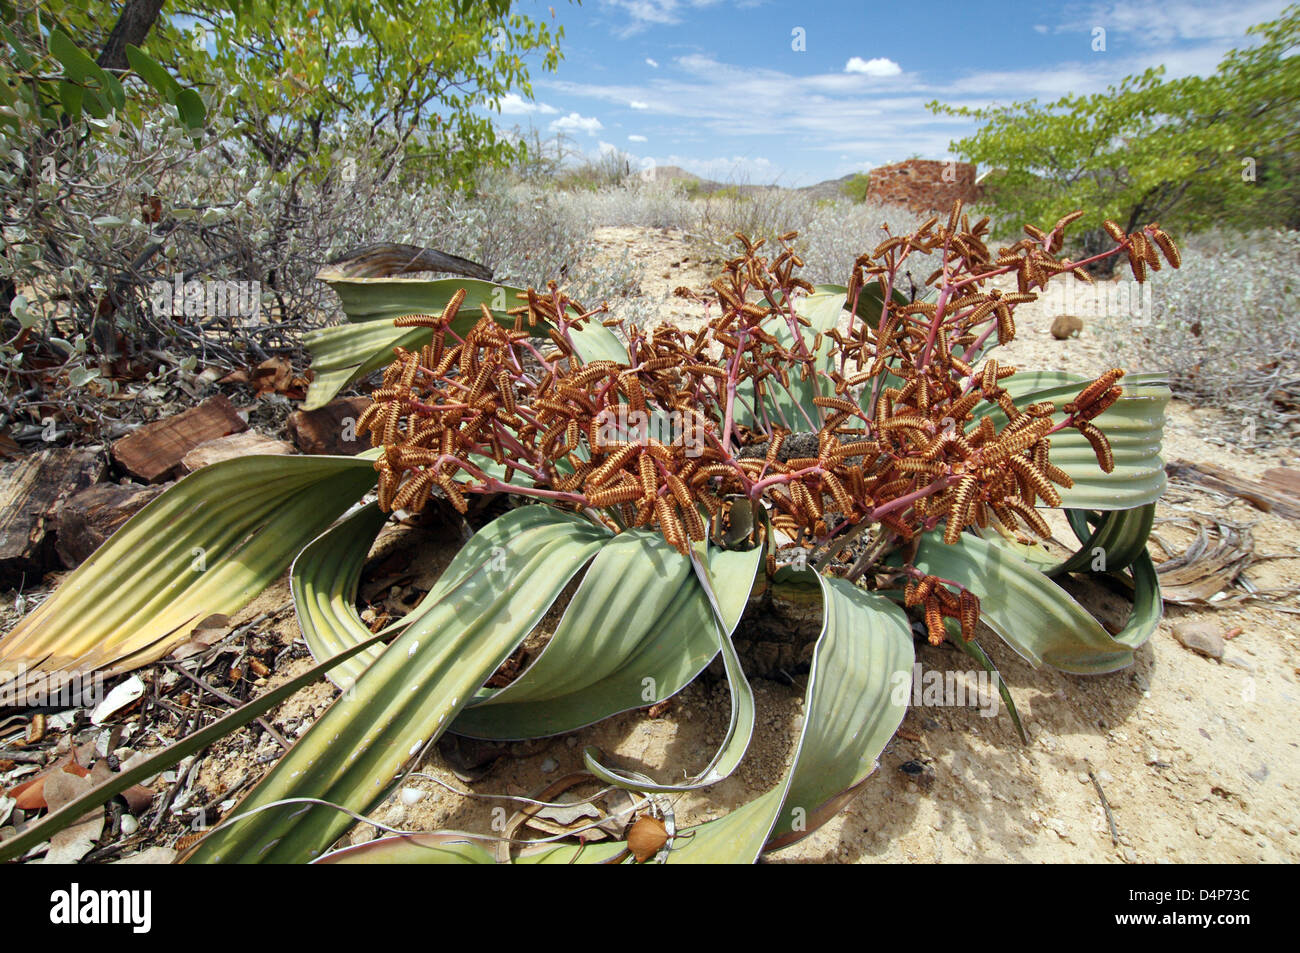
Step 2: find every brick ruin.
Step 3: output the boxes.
[864,159,983,213]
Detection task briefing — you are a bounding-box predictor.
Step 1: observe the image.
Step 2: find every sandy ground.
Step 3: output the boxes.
[12,226,1299,864]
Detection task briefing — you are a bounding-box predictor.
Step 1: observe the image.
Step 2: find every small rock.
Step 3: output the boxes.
[1123,847,1137,863]
[399,786,425,806]
[1172,622,1225,659]
[540,757,558,773]
[1050,314,1084,339]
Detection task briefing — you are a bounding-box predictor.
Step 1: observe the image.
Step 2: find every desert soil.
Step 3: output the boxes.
[13,226,1299,864]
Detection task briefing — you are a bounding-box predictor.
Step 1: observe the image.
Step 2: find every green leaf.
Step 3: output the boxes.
[0,23,35,72]
[452,531,757,739]
[292,502,392,689]
[183,506,612,863]
[57,79,82,121]
[580,543,762,793]
[976,504,1156,576]
[764,573,914,849]
[649,571,912,862]
[910,531,1154,674]
[175,86,206,130]
[0,455,377,698]
[125,44,182,102]
[305,277,628,409]
[48,29,107,87]
[980,371,1171,509]
[947,629,1028,744]
[1056,504,1156,575]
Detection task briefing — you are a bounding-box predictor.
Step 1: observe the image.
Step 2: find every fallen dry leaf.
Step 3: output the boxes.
[6,758,91,811]
[627,815,668,862]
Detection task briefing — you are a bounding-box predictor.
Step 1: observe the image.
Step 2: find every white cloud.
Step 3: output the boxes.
[495,92,558,115]
[628,134,649,142]
[602,0,684,36]
[1033,23,1049,34]
[629,100,650,109]
[1073,0,1286,45]
[844,56,902,77]
[646,57,660,68]
[549,112,605,136]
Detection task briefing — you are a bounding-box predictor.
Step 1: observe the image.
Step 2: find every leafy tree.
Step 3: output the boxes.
[929,4,1300,239]
[17,1,565,185]
[177,0,561,184]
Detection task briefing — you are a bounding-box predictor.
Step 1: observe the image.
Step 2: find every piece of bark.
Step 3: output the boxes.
[322,243,492,281]
[1260,468,1300,498]
[286,396,371,456]
[0,448,104,582]
[1166,459,1300,519]
[181,430,293,472]
[54,481,169,569]
[111,394,247,482]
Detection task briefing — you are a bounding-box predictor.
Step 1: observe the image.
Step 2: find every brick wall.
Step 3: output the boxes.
[865,159,982,213]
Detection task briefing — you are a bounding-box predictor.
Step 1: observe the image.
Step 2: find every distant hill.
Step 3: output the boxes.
[645,165,864,200]
[796,173,864,202]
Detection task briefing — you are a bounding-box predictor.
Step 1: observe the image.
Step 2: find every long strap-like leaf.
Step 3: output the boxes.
[0,455,378,701]
[184,507,611,863]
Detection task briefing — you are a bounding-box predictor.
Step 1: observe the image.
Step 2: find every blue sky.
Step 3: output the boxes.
[493,0,1292,185]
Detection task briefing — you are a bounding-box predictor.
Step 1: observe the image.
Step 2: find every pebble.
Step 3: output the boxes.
[540,757,558,773]
[1222,651,1256,672]
[1123,847,1137,863]
[399,786,424,806]
[1172,622,1225,660]
[120,814,139,836]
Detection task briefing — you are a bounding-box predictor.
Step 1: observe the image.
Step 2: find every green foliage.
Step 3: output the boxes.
[929,4,1300,234]
[839,172,871,203]
[0,6,202,133]
[20,0,565,186]
[177,0,561,183]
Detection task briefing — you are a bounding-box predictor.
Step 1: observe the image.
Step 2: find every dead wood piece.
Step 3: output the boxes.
[286,396,371,455]
[0,448,104,582]
[323,243,492,281]
[54,481,169,569]
[1165,459,1300,519]
[181,430,292,472]
[111,394,247,482]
